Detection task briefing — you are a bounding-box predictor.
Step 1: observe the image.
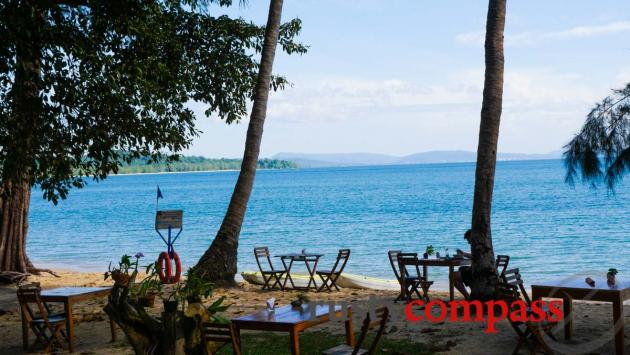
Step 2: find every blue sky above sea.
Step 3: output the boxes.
[184,0,630,158]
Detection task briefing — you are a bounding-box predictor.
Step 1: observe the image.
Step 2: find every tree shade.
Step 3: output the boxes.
[564,83,630,190]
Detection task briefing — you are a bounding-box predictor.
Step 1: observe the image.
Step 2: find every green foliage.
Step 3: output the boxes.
[134,261,164,297]
[179,267,213,302]
[608,268,618,276]
[117,155,298,174]
[425,245,435,256]
[564,83,630,190]
[207,296,231,323]
[0,0,306,203]
[104,252,143,285]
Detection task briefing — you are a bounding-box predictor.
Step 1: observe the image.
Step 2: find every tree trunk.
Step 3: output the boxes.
[0,1,42,276]
[194,0,284,284]
[0,181,33,273]
[470,0,507,301]
[104,284,210,355]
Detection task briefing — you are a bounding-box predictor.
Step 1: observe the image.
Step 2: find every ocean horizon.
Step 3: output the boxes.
[27,159,629,288]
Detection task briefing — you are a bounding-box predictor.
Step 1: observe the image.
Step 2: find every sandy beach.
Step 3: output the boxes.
[0,271,628,354]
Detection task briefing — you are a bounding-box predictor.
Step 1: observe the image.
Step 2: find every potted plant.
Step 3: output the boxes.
[105,253,143,287]
[179,268,213,305]
[423,245,434,259]
[163,283,181,313]
[607,268,618,285]
[136,262,163,307]
[290,293,310,309]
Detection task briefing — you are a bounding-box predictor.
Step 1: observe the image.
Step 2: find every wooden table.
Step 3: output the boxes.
[276,253,323,290]
[232,304,354,355]
[39,287,116,353]
[532,277,630,355]
[417,258,471,301]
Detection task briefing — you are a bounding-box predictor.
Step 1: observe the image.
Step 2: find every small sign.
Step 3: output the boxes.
[156,210,183,230]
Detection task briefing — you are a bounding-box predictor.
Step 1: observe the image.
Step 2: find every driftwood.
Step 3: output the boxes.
[104,284,213,355]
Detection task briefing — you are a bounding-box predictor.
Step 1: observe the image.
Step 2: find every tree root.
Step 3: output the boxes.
[0,271,29,284]
[26,267,60,277]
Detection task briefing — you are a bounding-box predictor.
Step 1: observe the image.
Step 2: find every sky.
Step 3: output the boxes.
[186,0,630,158]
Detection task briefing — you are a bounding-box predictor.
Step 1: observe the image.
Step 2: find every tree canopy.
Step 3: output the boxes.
[0,0,306,203]
[564,83,630,189]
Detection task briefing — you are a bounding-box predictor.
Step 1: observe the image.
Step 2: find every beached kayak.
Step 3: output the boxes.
[240,271,399,291]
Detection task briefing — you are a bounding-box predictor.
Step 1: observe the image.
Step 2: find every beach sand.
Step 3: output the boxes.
[0,271,628,354]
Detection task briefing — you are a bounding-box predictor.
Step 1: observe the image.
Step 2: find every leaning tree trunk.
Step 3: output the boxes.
[194,0,284,284]
[470,0,507,302]
[0,181,33,273]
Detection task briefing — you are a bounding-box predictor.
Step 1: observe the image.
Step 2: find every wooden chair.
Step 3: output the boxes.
[495,254,510,277]
[17,283,68,352]
[317,249,350,292]
[397,253,432,303]
[387,250,405,301]
[322,307,389,355]
[254,247,286,291]
[497,268,557,354]
[203,322,242,355]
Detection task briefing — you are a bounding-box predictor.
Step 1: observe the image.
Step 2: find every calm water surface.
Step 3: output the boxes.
[27,160,629,286]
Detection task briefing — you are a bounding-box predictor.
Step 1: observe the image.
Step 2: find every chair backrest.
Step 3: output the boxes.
[352,307,389,355]
[330,249,351,274]
[17,283,50,325]
[495,255,510,277]
[500,268,531,305]
[397,253,421,279]
[254,247,275,273]
[203,322,242,355]
[387,250,402,281]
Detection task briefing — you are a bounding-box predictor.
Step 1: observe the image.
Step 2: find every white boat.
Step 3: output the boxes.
[337,273,400,291]
[240,271,399,291]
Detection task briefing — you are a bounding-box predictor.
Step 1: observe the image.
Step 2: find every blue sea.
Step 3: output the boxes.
[27,160,629,287]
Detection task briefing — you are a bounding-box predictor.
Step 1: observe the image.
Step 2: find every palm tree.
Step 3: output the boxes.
[194,0,285,284]
[469,0,507,301]
[564,83,630,189]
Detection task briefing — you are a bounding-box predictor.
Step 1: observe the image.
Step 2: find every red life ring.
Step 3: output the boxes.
[158,251,181,284]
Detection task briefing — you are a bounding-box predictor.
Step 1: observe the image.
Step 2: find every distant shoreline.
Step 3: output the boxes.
[112,167,297,177]
[110,158,562,176]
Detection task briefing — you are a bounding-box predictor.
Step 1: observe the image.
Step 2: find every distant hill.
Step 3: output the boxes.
[118,156,297,174]
[274,150,562,168]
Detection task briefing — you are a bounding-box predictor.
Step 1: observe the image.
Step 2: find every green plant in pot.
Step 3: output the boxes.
[290,293,310,308]
[105,253,142,287]
[136,262,163,308]
[423,245,434,259]
[607,268,618,285]
[179,268,213,304]
[162,282,181,313]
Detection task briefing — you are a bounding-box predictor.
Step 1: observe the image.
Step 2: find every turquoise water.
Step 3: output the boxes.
[27,160,629,286]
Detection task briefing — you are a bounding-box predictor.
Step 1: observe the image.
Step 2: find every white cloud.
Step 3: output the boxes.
[456,21,630,46]
[268,68,597,123]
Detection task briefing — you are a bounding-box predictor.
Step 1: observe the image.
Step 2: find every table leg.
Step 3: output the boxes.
[612,296,624,355]
[448,265,455,302]
[305,258,320,289]
[562,296,573,340]
[345,308,355,346]
[109,317,116,342]
[283,258,295,289]
[289,327,300,355]
[65,299,75,352]
[20,306,28,350]
[234,324,242,352]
